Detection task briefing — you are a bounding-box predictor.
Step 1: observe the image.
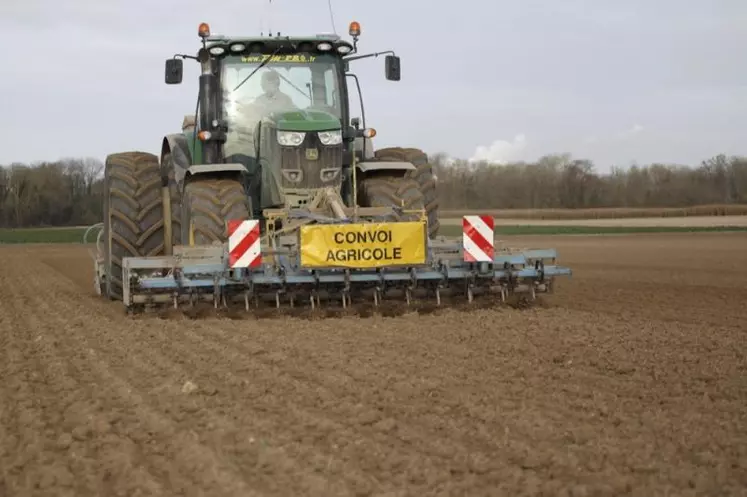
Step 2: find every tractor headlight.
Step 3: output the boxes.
[277,131,306,146]
[317,129,342,146]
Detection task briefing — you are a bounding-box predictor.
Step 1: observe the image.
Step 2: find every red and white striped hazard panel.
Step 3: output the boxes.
[227,219,262,269]
[462,215,495,262]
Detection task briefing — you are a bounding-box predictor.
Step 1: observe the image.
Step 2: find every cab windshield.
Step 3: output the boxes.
[222,53,343,157]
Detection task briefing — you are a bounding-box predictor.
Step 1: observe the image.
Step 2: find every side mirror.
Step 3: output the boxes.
[342,125,357,141]
[165,58,183,85]
[351,117,361,129]
[385,55,400,81]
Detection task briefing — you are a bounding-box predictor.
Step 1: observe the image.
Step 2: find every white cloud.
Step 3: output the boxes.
[469,134,528,164]
[442,156,457,167]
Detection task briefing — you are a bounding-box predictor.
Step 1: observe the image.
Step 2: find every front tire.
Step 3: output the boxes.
[357,173,426,223]
[180,177,251,245]
[373,147,439,238]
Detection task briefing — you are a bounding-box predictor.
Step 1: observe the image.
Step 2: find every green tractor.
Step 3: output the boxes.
[95,21,439,301]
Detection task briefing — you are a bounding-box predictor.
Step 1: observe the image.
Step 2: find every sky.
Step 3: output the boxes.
[1,0,745,172]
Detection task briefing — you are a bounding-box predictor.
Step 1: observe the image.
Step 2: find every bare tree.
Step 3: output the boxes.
[1,152,746,228]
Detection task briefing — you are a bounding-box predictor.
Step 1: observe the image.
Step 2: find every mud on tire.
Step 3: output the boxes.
[357,173,426,224]
[144,152,181,253]
[180,177,251,245]
[103,151,179,300]
[373,147,439,238]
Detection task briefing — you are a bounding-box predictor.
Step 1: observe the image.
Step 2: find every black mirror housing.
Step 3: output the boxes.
[385,55,400,81]
[165,58,183,85]
[342,125,357,141]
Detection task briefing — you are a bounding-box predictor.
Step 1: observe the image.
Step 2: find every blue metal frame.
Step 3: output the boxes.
[121,236,572,308]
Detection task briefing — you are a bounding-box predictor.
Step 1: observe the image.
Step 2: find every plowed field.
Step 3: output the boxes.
[1,233,746,497]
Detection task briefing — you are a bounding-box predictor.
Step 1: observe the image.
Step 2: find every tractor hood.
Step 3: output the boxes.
[275,109,341,132]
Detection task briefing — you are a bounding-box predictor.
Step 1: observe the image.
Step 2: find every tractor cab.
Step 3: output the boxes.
[163,22,401,219]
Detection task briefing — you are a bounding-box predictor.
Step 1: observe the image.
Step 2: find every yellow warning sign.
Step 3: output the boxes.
[299,221,427,268]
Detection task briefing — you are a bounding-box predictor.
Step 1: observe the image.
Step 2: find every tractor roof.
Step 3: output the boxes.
[204,33,354,57]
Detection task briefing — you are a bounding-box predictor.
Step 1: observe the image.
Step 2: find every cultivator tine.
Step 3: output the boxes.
[309,290,320,310]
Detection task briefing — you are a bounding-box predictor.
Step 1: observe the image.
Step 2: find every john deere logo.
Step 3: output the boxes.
[305,148,319,160]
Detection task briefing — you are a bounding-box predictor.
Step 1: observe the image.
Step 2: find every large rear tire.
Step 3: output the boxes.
[357,173,426,223]
[373,147,439,238]
[103,151,172,300]
[139,152,182,257]
[179,177,251,245]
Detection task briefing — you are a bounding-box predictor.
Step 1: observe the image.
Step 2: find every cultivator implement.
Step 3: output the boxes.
[114,188,572,314]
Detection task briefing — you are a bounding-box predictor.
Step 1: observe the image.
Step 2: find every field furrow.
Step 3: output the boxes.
[1,232,746,496]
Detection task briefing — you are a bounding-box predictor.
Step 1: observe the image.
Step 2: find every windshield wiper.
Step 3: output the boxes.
[277,73,311,101]
[233,47,283,92]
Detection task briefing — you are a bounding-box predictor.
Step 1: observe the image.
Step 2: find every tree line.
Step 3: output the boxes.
[0,158,103,228]
[1,153,746,228]
[432,153,747,210]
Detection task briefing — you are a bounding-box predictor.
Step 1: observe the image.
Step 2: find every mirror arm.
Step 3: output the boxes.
[344,50,395,62]
[172,53,199,62]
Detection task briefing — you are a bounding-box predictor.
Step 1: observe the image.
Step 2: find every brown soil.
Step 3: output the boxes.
[1,233,746,496]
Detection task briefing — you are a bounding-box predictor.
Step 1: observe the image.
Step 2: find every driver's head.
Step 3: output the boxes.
[261,70,280,96]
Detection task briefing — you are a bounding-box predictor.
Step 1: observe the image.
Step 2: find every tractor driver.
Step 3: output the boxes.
[252,70,296,114]
[223,69,296,219]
